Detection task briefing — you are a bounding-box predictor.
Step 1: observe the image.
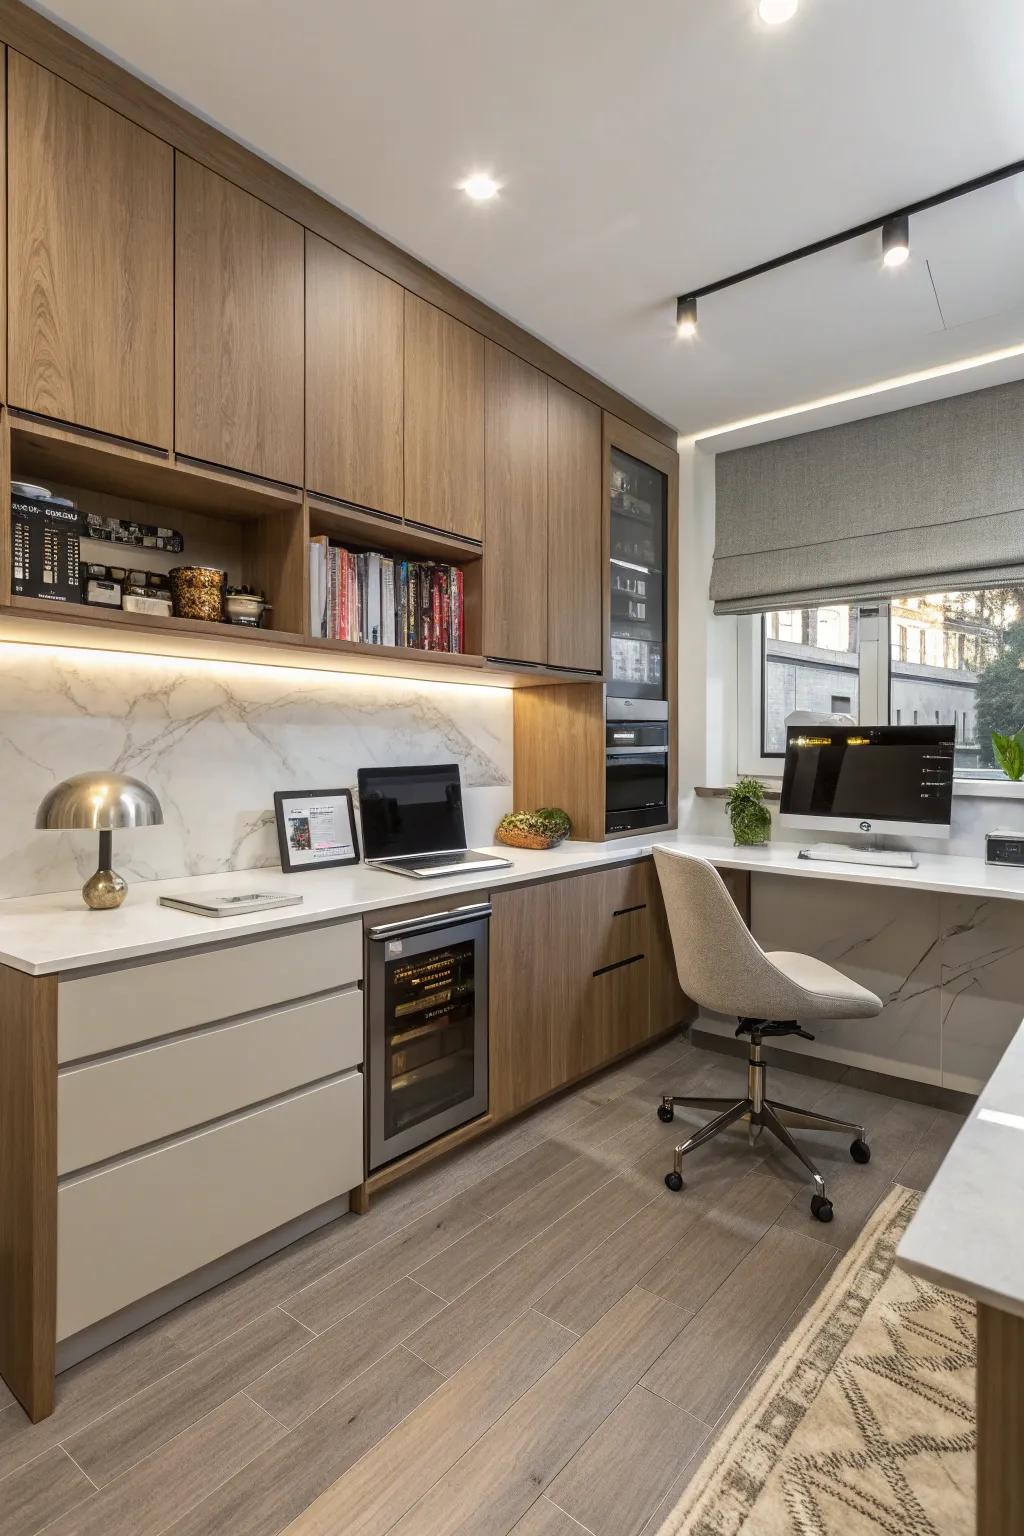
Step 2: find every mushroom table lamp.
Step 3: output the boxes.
[36,772,163,910]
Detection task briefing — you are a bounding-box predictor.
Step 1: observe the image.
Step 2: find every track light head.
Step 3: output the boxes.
[882,214,910,268]
[676,295,698,339]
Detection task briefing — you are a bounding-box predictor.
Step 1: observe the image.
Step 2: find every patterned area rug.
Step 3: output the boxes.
[658,1185,976,1535]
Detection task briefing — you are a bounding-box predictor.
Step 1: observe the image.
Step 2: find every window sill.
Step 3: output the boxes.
[953,779,1023,799]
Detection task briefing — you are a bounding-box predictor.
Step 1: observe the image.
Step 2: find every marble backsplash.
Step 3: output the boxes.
[0,644,513,899]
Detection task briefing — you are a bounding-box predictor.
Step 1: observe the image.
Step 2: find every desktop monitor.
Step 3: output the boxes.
[779,724,954,839]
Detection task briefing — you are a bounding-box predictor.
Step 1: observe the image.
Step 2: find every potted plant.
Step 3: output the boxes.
[992,729,1024,782]
[725,778,772,846]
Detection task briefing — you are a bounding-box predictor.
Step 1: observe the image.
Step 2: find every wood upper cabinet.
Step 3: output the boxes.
[483,343,549,664]
[305,235,404,516]
[404,294,484,540]
[547,381,602,672]
[175,156,304,484]
[7,52,173,447]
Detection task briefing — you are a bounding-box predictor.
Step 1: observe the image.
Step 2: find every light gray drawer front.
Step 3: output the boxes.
[57,1070,363,1340]
[58,987,363,1175]
[57,918,363,1062]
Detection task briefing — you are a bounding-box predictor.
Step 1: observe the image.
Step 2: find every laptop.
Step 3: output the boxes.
[357,763,513,879]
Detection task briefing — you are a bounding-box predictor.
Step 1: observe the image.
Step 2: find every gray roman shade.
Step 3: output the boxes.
[711,378,1024,614]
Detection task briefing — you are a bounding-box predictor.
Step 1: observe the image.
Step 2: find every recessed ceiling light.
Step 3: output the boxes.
[758,0,798,23]
[461,173,500,202]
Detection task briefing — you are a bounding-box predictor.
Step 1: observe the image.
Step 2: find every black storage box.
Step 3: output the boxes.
[11,492,82,603]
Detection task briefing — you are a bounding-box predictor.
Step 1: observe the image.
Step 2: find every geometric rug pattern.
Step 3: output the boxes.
[658,1185,976,1535]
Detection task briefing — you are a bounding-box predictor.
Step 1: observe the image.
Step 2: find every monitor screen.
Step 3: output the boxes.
[779,725,955,829]
[358,764,467,858]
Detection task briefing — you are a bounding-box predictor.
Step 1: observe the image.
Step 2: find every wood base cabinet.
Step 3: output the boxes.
[489,859,691,1121]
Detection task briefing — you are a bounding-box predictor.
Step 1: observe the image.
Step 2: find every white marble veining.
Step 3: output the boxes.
[0,643,512,899]
[898,1015,1024,1318]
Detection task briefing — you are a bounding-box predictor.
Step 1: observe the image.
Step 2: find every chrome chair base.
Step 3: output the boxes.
[659,1034,870,1223]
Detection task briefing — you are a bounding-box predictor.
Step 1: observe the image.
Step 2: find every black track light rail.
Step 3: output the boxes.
[676,154,1024,306]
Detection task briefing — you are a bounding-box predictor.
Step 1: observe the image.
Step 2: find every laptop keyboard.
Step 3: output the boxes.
[400,852,474,868]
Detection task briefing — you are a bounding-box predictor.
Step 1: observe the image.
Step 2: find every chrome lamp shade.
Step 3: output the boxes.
[36,772,163,909]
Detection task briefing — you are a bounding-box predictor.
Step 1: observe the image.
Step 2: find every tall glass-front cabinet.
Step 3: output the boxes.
[511,415,678,842]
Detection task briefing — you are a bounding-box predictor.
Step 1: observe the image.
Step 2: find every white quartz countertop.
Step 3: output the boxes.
[897,1018,1024,1319]
[3,832,1024,975]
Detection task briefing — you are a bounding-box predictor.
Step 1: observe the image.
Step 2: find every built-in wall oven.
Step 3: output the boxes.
[366,903,489,1170]
[605,698,669,834]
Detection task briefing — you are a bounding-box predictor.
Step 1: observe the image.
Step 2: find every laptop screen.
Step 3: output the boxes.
[358,764,468,859]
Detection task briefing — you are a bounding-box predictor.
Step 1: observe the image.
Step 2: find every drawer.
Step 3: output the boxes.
[57,1070,363,1340]
[586,862,651,971]
[58,987,363,1175]
[58,917,362,1062]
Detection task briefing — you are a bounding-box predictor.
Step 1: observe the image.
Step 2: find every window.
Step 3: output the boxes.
[751,587,1024,781]
[890,589,1024,777]
[761,605,859,755]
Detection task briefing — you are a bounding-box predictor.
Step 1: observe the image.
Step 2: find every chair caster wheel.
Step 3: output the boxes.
[665,1171,684,1192]
[658,1104,675,1123]
[850,1138,871,1164]
[811,1195,834,1223]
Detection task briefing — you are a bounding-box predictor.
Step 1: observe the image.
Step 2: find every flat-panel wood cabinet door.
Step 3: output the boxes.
[547,381,602,672]
[175,156,304,484]
[305,234,403,516]
[483,342,548,664]
[490,877,585,1119]
[7,52,173,447]
[404,294,484,540]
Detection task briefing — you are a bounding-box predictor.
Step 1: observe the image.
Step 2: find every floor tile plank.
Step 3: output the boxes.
[640,1225,835,1426]
[546,1384,707,1536]
[281,1197,486,1335]
[534,1194,700,1336]
[509,1499,591,1535]
[638,1168,796,1314]
[281,1310,576,1536]
[247,1278,445,1428]
[0,1445,93,1536]
[412,1152,616,1302]
[405,1176,647,1377]
[0,1325,192,1485]
[162,1347,441,1536]
[384,1286,690,1536]
[63,1309,311,1488]
[457,1140,584,1219]
[39,1394,281,1536]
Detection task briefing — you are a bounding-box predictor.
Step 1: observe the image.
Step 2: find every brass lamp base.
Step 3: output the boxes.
[82,830,127,909]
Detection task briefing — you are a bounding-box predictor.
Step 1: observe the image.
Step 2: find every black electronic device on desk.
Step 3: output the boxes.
[358,763,512,879]
[780,723,955,870]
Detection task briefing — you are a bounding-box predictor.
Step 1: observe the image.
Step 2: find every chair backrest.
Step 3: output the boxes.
[653,847,793,1019]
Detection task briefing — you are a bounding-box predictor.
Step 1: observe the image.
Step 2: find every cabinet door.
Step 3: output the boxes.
[483,342,549,664]
[175,156,304,483]
[547,381,602,671]
[553,865,651,1081]
[490,877,586,1119]
[7,52,173,447]
[306,234,403,516]
[404,294,484,540]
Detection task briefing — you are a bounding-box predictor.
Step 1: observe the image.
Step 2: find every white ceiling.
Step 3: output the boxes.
[29,0,1024,437]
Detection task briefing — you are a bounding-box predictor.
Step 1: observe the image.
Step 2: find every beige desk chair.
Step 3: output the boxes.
[653,848,883,1223]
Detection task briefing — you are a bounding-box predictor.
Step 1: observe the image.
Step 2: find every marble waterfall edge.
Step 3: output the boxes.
[0,646,512,898]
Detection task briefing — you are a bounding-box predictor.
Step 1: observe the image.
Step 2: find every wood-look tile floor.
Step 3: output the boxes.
[0,1035,963,1536]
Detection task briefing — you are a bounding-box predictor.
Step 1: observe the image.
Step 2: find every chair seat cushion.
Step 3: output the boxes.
[765,950,883,1020]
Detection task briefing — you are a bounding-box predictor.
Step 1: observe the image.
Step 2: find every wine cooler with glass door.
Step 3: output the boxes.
[366,903,489,1169]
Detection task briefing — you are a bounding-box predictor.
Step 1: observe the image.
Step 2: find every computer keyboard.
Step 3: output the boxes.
[402,852,472,868]
[798,843,917,869]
